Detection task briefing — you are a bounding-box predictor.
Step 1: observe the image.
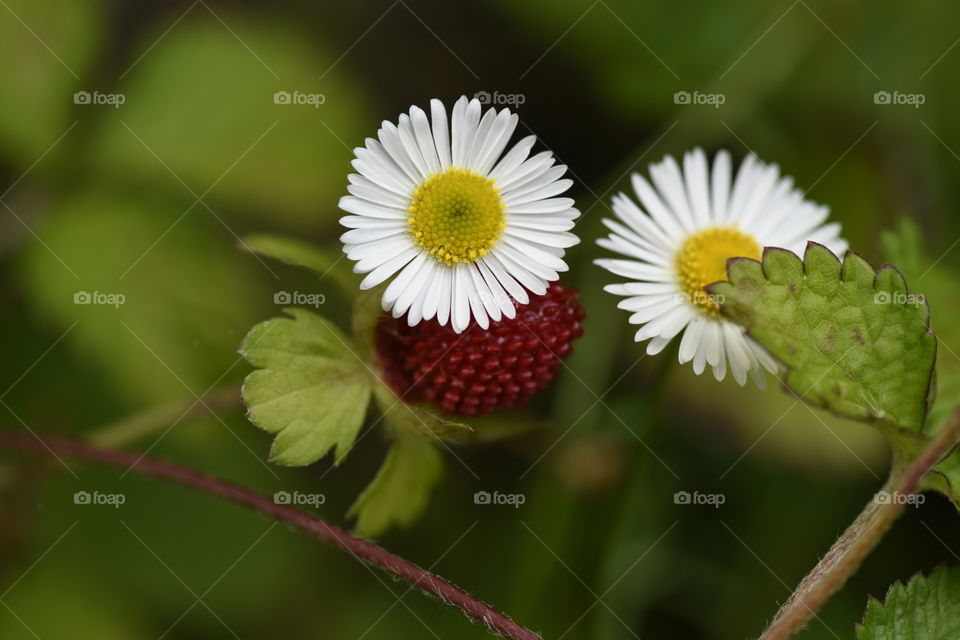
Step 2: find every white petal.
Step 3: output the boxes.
[436,266,453,325]
[451,264,472,333]
[359,248,419,289]
[649,155,695,232]
[490,135,536,181]
[377,121,422,184]
[383,252,429,307]
[631,173,686,240]
[410,106,442,174]
[452,97,481,168]
[397,114,430,180]
[481,254,529,306]
[678,316,705,364]
[487,249,547,296]
[683,148,711,228]
[407,261,438,326]
[476,259,515,319]
[475,112,519,175]
[711,150,732,225]
[466,107,498,170]
[431,99,451,168]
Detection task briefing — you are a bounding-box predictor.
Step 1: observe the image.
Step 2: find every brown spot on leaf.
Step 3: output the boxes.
[851,325,865,346]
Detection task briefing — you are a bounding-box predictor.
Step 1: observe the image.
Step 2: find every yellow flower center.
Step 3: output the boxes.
[407,168,506,266]
[675,226,762,316]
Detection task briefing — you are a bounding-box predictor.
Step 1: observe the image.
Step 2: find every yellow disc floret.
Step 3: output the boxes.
[675,226,762,316]
[408,168,506,266]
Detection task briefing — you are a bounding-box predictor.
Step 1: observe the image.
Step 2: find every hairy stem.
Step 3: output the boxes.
[758,407,960,640]
[0,431,541,640]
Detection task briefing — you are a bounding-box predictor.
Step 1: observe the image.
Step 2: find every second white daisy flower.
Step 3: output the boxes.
[339,96,580,333]
[595,148,847,387]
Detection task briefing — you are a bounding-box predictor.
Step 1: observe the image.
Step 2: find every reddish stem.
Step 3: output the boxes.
[0,431,541,640]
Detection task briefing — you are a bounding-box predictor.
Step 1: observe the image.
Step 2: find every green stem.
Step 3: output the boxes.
[758,406,960,640]
[87,383,242,448]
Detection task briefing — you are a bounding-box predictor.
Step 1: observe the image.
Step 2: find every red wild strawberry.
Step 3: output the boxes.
[375,281,586,416]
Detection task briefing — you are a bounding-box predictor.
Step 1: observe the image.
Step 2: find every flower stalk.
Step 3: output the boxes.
[758,405,960,640]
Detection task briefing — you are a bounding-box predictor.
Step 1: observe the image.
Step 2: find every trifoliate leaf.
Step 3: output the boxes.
[348,436,443,538]
[857,566,960,640]
[709,243,937,432]
[240,308,372,466]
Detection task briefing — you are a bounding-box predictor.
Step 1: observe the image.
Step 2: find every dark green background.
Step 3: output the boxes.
[1,1,959,638]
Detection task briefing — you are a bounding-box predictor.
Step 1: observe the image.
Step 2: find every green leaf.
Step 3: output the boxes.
[0,0,105,165]
[240,308,372,466]
[90,16,369,228]
[881,219,960,508]
[709,243,937,432]
[242,234,358,296]
[371,382,472,441]
[857,566,960,640]
[18,190,265,404]
[348,436,443,538]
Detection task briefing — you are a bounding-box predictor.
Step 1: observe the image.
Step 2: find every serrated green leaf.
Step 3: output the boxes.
[709,243,937,432]
[348,436,443,538]
[882,219,960,509]
[241,308,372,466]
[857,566,960,640]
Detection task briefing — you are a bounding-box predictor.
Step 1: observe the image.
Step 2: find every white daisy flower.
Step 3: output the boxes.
[595,148,847,387]
[339,96,580,333]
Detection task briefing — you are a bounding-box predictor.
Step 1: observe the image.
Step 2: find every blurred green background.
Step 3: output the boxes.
[2,0,960,638]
